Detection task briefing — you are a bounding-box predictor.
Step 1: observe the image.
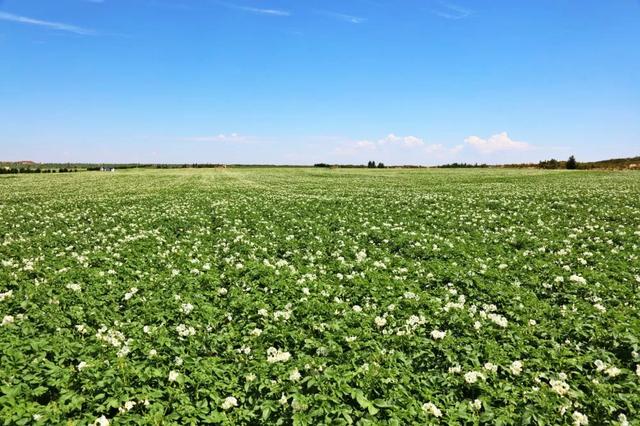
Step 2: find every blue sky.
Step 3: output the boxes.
[0,0,639,165]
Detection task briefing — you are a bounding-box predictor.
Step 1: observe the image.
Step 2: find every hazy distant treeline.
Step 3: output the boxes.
[0,167,80,174]
[2,156,638,172]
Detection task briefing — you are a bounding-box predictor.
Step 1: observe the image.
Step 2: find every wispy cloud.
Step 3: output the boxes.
[378,133,424,148]
[465,132,530,153]
[333,139,376,155]
[0,11,95,35]
[432,2,471,20]
[216,2,290,17]
[315,10,366,24]
[239,6,290,16]
[181,133,248,143]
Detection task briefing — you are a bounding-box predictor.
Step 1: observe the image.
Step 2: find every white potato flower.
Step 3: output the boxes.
[267,347,291,363]
[487,313,508,328]
[422,402,442,417]
[374,316,387,328]
[569,275,586,285]
[176,324,196,337]
[221,396,238,410]
[605,366,621,377]
[471,399,482,410]
[279,393,289,405]
[483,362,498,373]
[289,369,302,381]
[431,329,446,340]
[0,290,13,302]
[510,360,523,375]
[181,303,194,314]
[572,411,588,425]
[549,379,569,396]
[618,414,629,426]
[119,400,136,413]
[124,287,138,301]
[93,415,110,426]
[448,365,462,374]
[593,303,606,313]
[464,371,485,384]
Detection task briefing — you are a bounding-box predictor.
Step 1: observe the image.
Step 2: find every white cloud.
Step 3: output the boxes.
[450,144,464,154]
[355,140,376,149]
[424,144,444,154]
[217,2,290,16]
[378,134,425,148]
[335,134,427,155]
[315,10,366,24]
[0,11,94,35]
[464,132,530,153]
[238,6,290,16]
[333,139,375,156]
[423,143,465,156]
[433,2,472,20]
[182,133,247,143]
[331,134,464,165]
[333,133,466,165]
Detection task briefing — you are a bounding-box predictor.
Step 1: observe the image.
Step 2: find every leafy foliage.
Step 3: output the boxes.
[0,168,639,424]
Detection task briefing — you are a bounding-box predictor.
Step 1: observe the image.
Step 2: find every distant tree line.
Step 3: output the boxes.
[436,163,489,168]
[537,155,579,170]
[538,159,563,169]
[313,162,387,168]
[0,167,79,174]
[367,161,385,168]
[4,154,637,172]
[570,155,639,170]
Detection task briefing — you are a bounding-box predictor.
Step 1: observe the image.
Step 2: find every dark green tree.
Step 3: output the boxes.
[566,155,577,170]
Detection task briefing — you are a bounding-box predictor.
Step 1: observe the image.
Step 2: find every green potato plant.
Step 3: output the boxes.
[0,168,639,425]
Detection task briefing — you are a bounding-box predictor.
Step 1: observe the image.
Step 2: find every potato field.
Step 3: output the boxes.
[1,168,639,425]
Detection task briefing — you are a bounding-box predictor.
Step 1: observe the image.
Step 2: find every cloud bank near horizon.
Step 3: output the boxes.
[2,130,544,165]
